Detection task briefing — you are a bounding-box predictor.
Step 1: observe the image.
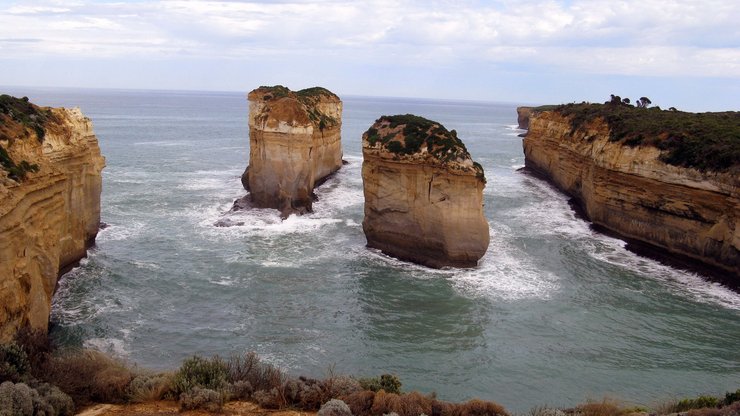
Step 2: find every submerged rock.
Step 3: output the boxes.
[361,114,489,268]
[0,94,105,341]
[241,85,343,218]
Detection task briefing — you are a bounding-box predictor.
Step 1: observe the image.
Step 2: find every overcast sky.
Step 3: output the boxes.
[1,0,738,110]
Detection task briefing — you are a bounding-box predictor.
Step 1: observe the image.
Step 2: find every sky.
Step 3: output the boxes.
[0,0,738,111]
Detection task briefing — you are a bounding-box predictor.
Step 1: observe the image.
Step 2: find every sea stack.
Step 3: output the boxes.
[0,95,105,341]
[523,102,739,280]
[361,114,489,268]
[242,85,343,217]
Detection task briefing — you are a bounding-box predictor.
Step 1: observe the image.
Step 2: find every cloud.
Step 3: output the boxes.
[0,0,737,78]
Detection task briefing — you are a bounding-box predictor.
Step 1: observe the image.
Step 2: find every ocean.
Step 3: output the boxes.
[5,87,739,412]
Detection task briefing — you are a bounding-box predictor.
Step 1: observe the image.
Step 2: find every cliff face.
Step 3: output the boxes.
[0,96,105,341]
[517,107,532,129]
[242,86,343,217]
[362,115,489,268]
[523,111,739,278]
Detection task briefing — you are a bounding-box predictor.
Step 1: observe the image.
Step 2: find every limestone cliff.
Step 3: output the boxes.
[362,114,489,268]
[0,95,105,342]
[517,107,532,129]
[242,86,343,217]
[523,106,739,279]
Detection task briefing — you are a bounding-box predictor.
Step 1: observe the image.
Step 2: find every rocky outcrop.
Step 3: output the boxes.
[362,115,489,268]
[0,95,105,342]
[242,86,343,217]
[517,107,532,129]
[523,110,739,279]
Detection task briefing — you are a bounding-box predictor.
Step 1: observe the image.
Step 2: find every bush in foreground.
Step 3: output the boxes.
[318,398,353,416]
[179,387,223,412]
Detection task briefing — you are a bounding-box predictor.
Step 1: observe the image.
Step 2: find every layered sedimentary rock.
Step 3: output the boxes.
[0,95,105,341]
[523,108,739,279]
[517,107,532,129]
[362,115,489,268]
[242,86,343,217]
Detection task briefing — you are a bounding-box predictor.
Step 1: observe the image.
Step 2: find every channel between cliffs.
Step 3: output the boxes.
[521,110,738,282]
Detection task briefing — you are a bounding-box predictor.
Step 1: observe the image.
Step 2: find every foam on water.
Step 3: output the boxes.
[96,222,145,242]
[511,172,740,309]
[83,337,129,357]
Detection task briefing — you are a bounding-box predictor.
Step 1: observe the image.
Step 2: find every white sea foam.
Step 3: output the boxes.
[83,337,129,357]
[209,275,235,286]
[178,177,228,191]
[510,173,740,309]
[448,228,560,301]
[132,261,161,271]
[97,222,145,242]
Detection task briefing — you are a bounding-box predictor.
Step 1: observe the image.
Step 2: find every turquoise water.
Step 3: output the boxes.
[6,87,739,412]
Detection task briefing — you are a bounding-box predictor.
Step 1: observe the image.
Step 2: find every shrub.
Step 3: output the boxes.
[359,374,402,394]
[284,377,324,409]
[723,389,740,406]
[0,343,30,383]
[14,328,54,377]
[41,349,133,406]
[0,381,34,416]
[341,389,376,416]
[226,351,284,393]
[676,396,721,412]
[370,390,433,416]
[454,398,509,416]
[253,387,285,409]
[172,355,227,396]
[127,373,173,402]
[179,387,223,412]
[576,399,623,416]
[318,399,353,416]
[32,383,75,416]
[328,375,363,399]
[225,380,253,401]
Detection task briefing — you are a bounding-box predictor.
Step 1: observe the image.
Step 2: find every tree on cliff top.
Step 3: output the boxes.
[637,97,652,108]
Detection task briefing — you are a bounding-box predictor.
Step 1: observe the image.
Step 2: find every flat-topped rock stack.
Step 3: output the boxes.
[361,114,489,268]
[241,86,343,217]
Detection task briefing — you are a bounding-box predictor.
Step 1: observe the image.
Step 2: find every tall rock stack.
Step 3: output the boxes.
[361,114,489,268]
[0,95,105,341]
[242,86,343,217]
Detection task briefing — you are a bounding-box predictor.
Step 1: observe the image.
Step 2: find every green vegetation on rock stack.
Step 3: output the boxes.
[549,102,740,173]
[364,114,485,180]
[256,85,339,130]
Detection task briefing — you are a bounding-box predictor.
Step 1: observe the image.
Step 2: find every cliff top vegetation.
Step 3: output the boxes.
[0,94,51,182]
[540,100,739,172]
[252,85,340,130]
[363,114,485,181]
[0,94,58,143]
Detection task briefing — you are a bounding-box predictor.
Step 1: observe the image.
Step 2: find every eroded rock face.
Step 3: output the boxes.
[523,111,739,279]
[517,107,532,129]
[0,95,105,341]
[242,86,343,217]
[361,115,489,268]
